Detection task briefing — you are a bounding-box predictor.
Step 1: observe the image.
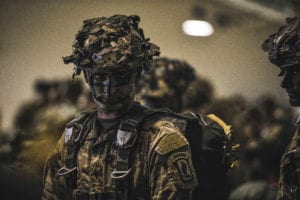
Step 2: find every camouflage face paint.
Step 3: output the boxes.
[90,66,138,112]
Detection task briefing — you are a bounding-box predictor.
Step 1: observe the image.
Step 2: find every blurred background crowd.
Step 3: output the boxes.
[1,1,299,199]
[0,57,297,200]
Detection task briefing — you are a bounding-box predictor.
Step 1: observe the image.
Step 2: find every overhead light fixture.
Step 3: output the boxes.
[182,20,214,37]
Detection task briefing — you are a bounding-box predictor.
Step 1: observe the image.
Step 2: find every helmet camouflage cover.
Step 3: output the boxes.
[137,57,196,112]
[138,57,196,97]
[63,14,160,81]
[262,17,300,69]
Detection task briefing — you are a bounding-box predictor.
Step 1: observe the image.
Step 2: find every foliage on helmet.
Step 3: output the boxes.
[63,15,160,78]
[262,17,300,69]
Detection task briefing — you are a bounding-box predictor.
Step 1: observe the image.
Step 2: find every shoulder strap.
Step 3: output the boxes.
[56,109,97,188]
[112,103,149,180]
[112,103,181,200]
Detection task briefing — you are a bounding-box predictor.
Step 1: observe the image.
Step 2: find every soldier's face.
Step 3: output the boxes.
[280,68,300,106]
[90,66,137,111]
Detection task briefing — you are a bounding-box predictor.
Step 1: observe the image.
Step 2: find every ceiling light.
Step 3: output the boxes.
[182,20,214,37]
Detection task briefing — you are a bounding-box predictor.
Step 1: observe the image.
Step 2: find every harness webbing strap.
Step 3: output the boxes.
[59,103,190,200]
[57,110,97,189]
[112,103,151,200]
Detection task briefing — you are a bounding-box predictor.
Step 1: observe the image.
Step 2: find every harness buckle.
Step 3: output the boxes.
[56,166,77,176]
[111,169,131,180]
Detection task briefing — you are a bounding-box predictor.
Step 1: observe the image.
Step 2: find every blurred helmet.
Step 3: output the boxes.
[182,76,214,111]
[137,57,196,112]
[262,17,300,69]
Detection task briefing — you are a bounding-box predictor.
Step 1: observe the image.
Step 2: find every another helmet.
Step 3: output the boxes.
[137,57,196,112]
[182,76,214,111]
[63,14,160,82]
[262,17,300,69]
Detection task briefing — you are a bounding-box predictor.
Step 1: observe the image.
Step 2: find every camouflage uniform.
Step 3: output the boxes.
[41,14,198,200]
[277,117,300,200]
[262,17,300,200]
[41,104,198,200]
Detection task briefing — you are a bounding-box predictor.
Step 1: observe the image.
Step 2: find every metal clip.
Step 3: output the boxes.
[56,166,77,176]
[111,169,131,180]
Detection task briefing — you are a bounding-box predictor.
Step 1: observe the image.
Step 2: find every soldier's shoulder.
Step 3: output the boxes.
[142,111,187,133]
[142,112,189,155]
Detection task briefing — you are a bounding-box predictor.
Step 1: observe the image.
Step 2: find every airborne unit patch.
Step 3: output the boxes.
[170,152,194,182]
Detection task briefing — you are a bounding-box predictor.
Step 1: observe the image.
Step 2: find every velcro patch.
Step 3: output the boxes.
[155,132,188,155]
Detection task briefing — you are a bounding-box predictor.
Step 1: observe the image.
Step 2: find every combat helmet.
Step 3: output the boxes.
[63,15,160,84]
[262,17,300,69]
[137,57,196,112]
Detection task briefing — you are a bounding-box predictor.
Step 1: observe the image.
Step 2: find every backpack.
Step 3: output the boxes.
[162,110,239,200]
[56,103,239,200]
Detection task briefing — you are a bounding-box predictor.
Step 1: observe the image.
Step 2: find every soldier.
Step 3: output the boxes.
[262,17,300,200]
[137,57,196,112]
[13,79,50,136]
[136,58,238,199]
[41,15,198,200]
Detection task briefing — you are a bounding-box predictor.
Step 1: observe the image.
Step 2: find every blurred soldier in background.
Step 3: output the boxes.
[0,78,82,200]
[262,17,300,200]
[136,57,239,199]
[13,79,50,138]
[137,57,214,113]
[137,57,196,112]
[182,76,214,113]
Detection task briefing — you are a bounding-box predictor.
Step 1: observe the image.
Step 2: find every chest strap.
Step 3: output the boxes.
[111,103,152,200]
[56,110,97,189]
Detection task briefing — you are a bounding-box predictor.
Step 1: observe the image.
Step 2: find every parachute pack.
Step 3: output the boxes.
[56,102,239,200]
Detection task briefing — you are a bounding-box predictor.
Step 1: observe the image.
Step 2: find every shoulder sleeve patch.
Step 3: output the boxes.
[155,131,189,155]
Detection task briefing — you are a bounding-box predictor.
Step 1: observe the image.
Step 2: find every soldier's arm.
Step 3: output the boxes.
[41,133,68,200]
[148,121,198,200]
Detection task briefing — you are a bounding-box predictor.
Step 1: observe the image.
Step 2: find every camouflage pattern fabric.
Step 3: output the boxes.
[137,57,196,112]
[262,17,300,70]
[63,15,160,80]
[277,120,300,200]
[41,109,198,200]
